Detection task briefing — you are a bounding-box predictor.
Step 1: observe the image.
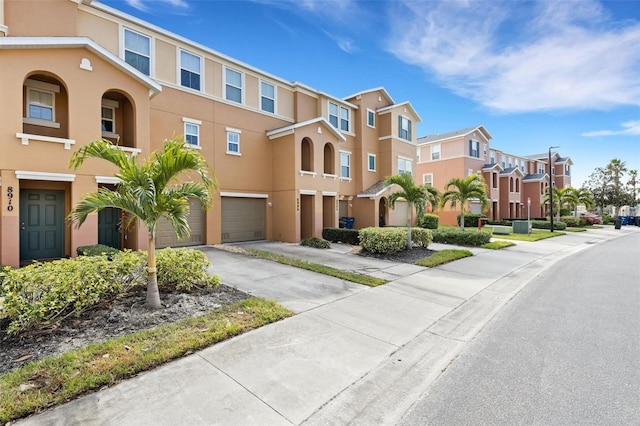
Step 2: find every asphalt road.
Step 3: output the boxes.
[400,232,640,426]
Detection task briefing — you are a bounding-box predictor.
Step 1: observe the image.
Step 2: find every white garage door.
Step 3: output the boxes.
[156,198,205,248]
[221,197,266,243]
[389,200,409,226]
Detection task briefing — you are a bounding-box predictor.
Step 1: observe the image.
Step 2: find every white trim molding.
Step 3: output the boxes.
[16,133,75,150]
[299,189,317,195]
[220,192,268,198]
[16,171,76,182]
[322,191,337,196]
[96,176,121,184]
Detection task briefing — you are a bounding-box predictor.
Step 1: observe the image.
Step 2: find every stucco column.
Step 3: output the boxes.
[70,175,98,257]
[0,170,19,267]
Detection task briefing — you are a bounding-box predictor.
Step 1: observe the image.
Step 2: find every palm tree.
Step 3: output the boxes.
[542,186,571,219]
[385,173,440,249]
[439,174,489,230]
[564,187,594,217]
[68,137,217,309]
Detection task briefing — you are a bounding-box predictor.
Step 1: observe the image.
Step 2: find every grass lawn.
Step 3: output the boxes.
[249,249,388,287]
[0,298,292,424]
[491,229,566,242]
[564,228,587,232]
[416,249,473,267]
[481,241,516,249]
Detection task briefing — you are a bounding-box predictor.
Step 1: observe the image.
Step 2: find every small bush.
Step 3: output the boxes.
[602,214,614,225]
[76,244,120,258]
[431,228,492,246]
[0,265,11,293]
[156,248,220,291]
[560,216,581,227]
[418,213,439,229]
[300,237,331,249]
[322,227,360,245]
[359,227,407,254]
[531,220,567,230]
[486,219,513,226]
[0,251,146,335]
[457,213,487,228]
[411,228,433,248]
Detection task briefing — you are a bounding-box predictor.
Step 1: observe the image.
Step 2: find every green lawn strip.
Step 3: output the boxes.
[249,249,388,287]
[491,229,566,242]
[481,241,515,249]
[416,249,473,267]
[0,298,292,424]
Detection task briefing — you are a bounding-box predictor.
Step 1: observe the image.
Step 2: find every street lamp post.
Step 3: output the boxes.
[549,145,560,232]
[527,197,531,235]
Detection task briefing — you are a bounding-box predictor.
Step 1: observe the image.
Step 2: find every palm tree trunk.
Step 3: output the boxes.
[407,209,413,250]
[146,235,162,309]
[460,206,465,231]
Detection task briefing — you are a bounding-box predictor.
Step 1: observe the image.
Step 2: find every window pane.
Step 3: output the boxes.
[101,107,113,119]
[29,105,53,121]
[329,115,338,127]
[186,134,198,145]
[226,86,241,103]
[261,97,274,113]
[226,68,242,87]
[181,69,200,90]
[261,82,274,98]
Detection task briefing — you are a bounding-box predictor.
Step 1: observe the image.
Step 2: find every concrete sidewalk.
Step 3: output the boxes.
[17,226,639,425]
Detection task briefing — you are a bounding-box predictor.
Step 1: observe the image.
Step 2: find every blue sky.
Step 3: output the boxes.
[102,0,640,187]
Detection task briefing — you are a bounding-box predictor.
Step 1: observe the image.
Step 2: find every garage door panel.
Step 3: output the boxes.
[390,201,409,226]
[156,199,204,248]
[221,198,265,243]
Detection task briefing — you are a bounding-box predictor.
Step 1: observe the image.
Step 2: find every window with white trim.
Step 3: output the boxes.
[260,81,275,113]
[28,88,54,122]
[565,164,570,176]
[490,150,496,164]
[101,106,115,133]
[183,118,201,147]
[367,153,376,172]
[431,143,441,160]
[180,49,201,90]
[225,67,243,103]
[328,102,339,128]
[367,109,375,127]
[340,107,350,132]
[398,157,412,176]
[340,151,351,178]
[124,28,151,76]
[423,173,433,186]
[227,130,240,154]
[469,139,479,158]
[399,116,412,140]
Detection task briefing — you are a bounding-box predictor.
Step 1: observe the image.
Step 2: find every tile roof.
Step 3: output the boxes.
[357,180,391,198]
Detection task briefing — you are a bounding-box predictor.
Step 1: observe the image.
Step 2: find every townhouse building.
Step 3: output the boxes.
[416,125,572,225]
[0,0,421,267]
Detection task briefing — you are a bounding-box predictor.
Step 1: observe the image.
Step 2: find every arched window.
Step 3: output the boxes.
[301,138,313,172]
[23,72,68,139]
[323,143,334,174]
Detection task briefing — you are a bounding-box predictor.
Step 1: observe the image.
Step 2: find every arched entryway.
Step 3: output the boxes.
[379,198,388,227]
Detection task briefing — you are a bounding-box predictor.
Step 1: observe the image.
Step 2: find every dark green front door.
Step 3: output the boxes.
[20,190,65,262]
[98,207,121,249]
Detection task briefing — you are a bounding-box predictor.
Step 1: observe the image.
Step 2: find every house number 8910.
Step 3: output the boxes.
[6,186,14,212]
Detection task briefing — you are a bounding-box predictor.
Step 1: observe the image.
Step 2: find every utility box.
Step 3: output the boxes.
[513,220,530,234]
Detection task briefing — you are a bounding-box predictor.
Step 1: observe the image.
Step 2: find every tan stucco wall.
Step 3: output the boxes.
[5,0,77,36]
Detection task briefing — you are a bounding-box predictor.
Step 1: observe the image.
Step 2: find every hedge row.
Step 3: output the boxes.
[322,227,360,245]
[431,228,492,246]
[359,227,433,253]
[418,213,439,229]
[0,248,219,335]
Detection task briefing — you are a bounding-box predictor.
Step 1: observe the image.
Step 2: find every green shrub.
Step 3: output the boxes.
[602,214,614,225]
[322,227,360,245]
[418,213,439,229]
[76,244,120,258]
[457,213,487,228]
[560,216,581,227]
[0,251,146,335]
[300,237,331,249]
[156,248,220,291]
[431,228,492,246]
[486,219,512,226]
[0,265,11,293]
[532,220,567,230]
[411,228,433,248]
[359,227,407,254]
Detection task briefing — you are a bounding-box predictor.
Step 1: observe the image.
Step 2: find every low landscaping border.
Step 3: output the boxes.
[0,298,292,424]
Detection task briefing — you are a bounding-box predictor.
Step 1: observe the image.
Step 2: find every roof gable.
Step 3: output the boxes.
[266,117,346,142]
[418,125,491,145]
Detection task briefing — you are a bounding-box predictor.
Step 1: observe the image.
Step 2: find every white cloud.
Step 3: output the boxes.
[581,120,640,137]
[125,0,189,12]
[387,0,640,113]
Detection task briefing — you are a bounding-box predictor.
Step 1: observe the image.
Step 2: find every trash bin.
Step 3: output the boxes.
[621,216,628,226]
[635,216,640,226]
[614,218,622,229]
[345,217,355,229]
[339,217,347,228]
